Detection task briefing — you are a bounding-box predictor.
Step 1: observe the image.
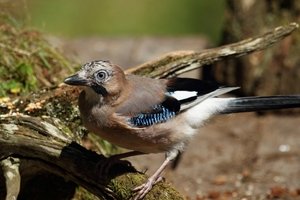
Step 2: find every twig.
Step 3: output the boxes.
[126,22,299,78]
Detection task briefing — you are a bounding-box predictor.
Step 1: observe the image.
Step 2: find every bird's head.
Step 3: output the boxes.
[64,60,126,96]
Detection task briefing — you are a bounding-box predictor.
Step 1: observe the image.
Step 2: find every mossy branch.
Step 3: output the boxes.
[127,22,299,78]
[0,23,298,200]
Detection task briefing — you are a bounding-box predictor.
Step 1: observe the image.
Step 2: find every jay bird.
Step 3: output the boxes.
[64,60,300,199]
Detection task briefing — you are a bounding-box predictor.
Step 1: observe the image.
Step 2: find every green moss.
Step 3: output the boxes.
[0,14,76,97]
[109,173,184,200]
[73,187,101,200]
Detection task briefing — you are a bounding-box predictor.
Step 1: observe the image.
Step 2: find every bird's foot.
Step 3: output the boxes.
[132,176,163,199]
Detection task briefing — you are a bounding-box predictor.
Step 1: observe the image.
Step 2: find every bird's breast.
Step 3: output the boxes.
[83,112,193,154]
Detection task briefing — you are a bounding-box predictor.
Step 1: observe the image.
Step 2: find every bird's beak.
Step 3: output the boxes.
[64,74,88,86]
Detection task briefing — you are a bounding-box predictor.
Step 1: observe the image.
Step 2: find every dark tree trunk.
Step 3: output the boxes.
[214,0,300,96]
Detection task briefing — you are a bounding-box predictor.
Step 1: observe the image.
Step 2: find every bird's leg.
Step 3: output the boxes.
[133,156,172,200]
[97,151,145,176]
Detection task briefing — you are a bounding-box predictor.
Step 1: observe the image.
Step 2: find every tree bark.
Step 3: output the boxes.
[0,23,298,200]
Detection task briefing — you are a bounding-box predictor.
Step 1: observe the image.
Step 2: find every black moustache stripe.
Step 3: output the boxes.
[91,85,108,96]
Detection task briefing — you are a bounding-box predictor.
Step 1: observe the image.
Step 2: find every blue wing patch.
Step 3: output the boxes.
[129,104,176,127]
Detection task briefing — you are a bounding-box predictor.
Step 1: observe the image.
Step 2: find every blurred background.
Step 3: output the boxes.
[27,0,224,41]
[0,0,300,199]
[2,0,225,68]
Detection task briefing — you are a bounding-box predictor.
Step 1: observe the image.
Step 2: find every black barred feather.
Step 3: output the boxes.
[129,104,176,127]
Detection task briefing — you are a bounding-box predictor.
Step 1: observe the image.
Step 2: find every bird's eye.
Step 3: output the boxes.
[95,70,109,82]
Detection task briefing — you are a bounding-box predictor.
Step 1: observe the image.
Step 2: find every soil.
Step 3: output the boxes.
[52,37,300,200]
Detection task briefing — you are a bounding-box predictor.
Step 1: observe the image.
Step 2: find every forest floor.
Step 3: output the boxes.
[52,36,300,200]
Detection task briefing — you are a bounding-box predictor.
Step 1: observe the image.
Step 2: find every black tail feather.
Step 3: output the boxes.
[221,95,300,114]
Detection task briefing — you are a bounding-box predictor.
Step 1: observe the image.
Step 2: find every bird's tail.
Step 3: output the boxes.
[220,95,300,114]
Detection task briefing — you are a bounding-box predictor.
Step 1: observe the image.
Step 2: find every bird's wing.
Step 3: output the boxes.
[166,77,239,111]
[116,75,168,114]
[117,77,237,127]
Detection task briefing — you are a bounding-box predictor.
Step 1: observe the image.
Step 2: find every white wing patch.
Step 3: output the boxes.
[167,91,197,101]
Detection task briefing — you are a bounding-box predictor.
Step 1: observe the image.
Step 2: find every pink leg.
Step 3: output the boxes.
[133,156,172,200]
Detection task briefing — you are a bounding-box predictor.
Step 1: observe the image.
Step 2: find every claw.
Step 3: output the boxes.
[133,176,163,199]
[132,156,173,199]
